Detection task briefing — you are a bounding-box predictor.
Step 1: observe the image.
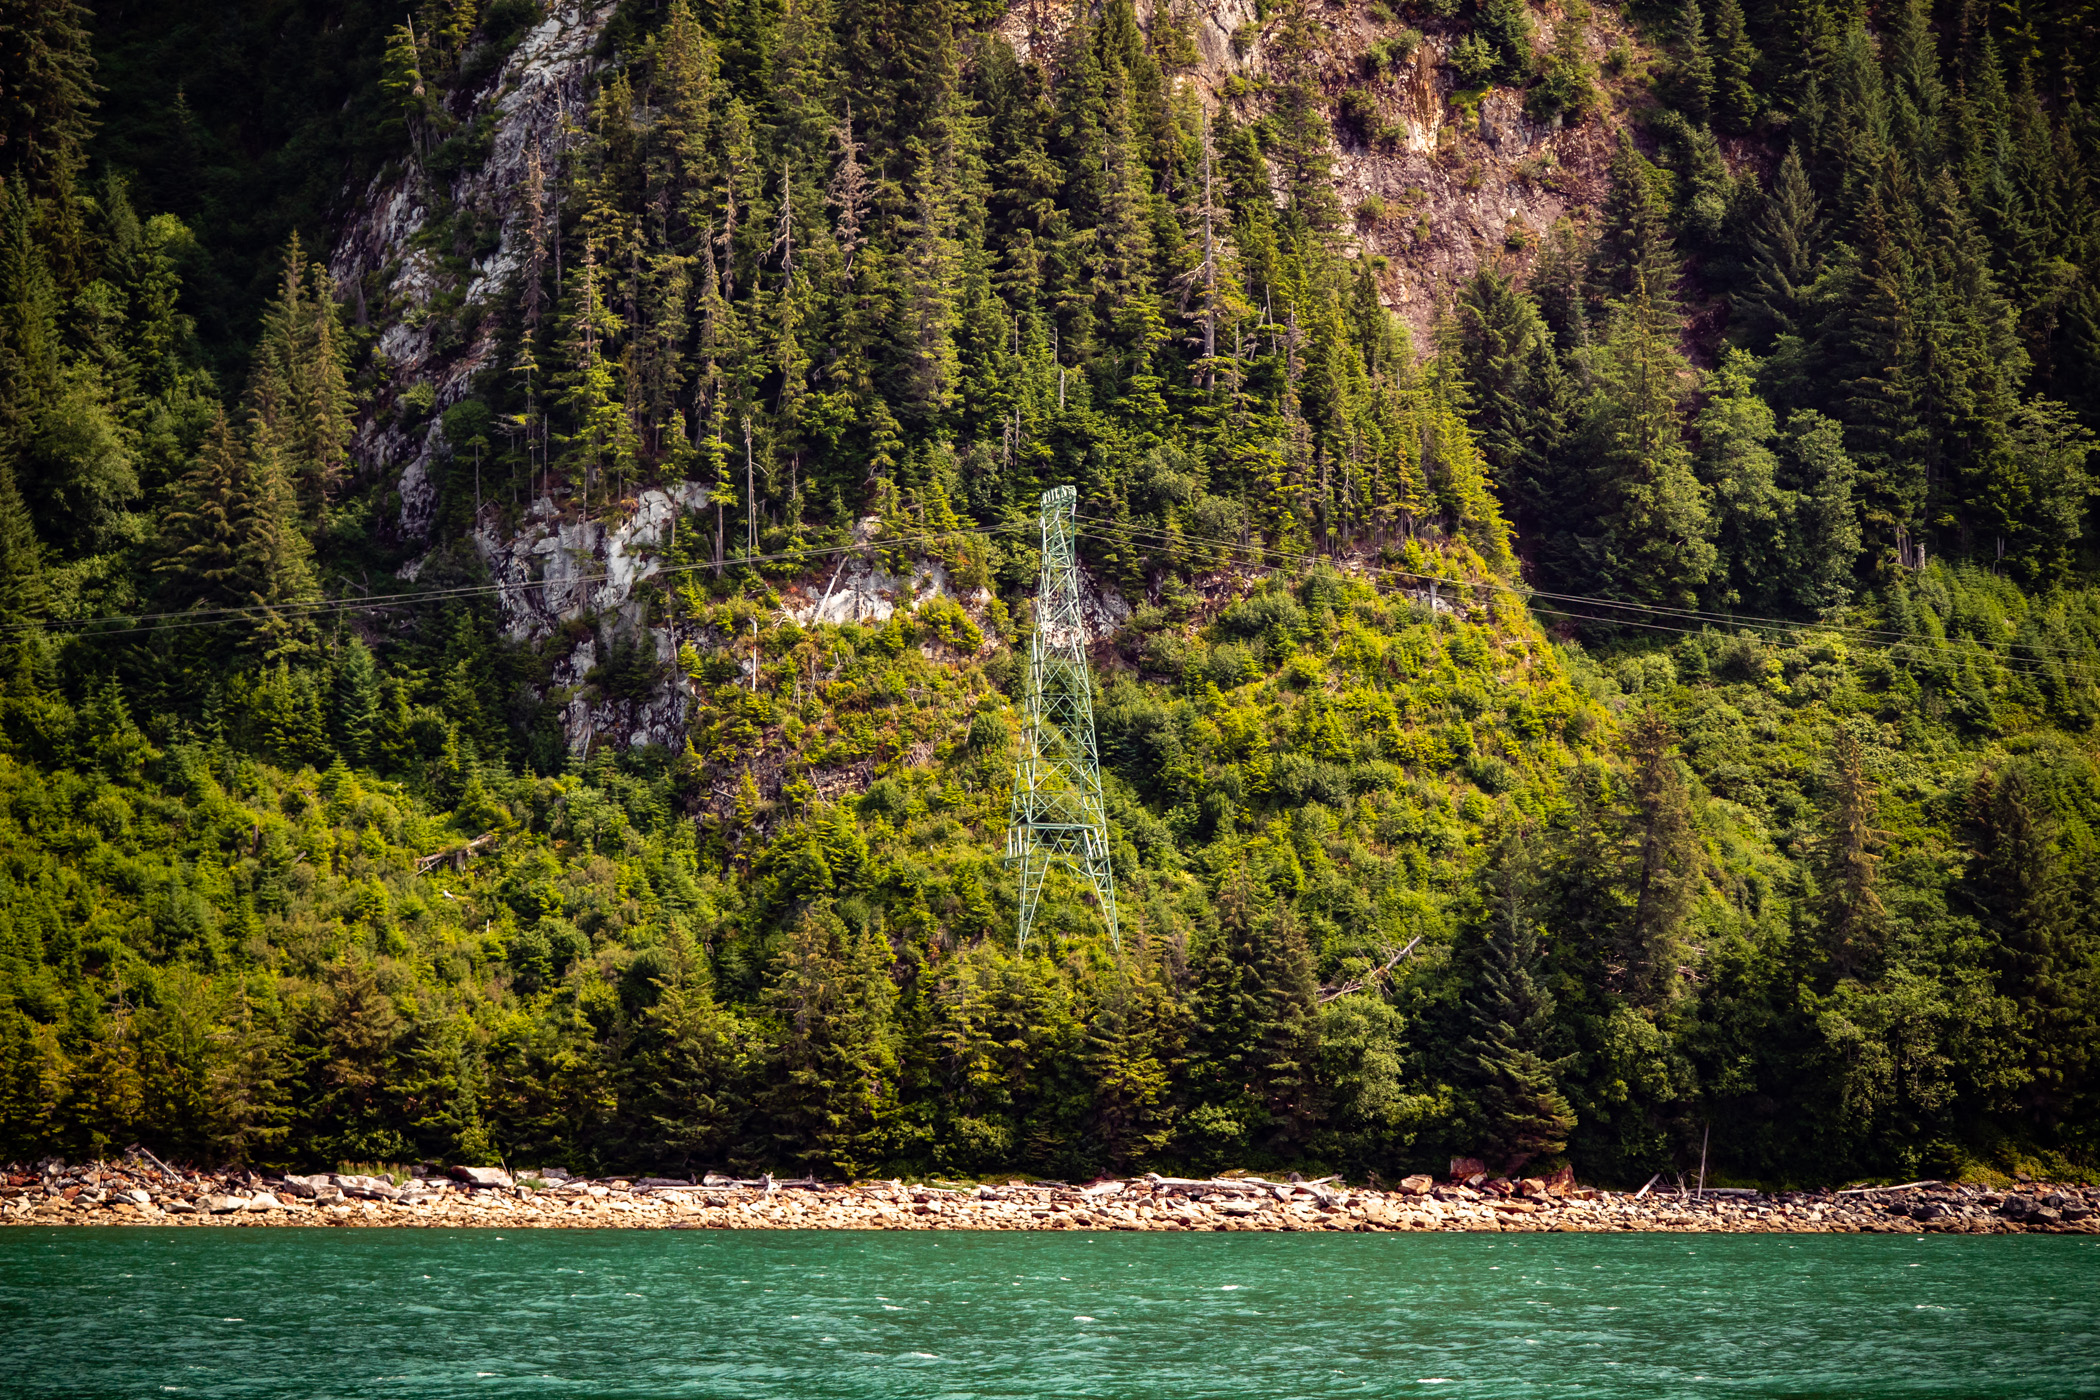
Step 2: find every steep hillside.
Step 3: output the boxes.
[2,0,2098,1188]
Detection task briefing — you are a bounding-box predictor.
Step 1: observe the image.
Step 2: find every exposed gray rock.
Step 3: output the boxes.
[451,1166,515,1189]
[329,1,619,542]
[333,1175,403,1201]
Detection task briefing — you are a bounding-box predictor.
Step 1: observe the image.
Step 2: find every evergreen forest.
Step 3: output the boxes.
[2,0,2098,1188]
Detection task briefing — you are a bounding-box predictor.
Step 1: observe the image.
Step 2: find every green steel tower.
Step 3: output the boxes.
[1005,486,1119,950]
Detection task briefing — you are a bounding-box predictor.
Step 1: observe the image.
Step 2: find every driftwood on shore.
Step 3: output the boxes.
[8,1157,2097,1237]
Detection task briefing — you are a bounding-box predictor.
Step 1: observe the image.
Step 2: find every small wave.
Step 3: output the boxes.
[1074,1316,1096,1322]
[1219,1285,1242,1291]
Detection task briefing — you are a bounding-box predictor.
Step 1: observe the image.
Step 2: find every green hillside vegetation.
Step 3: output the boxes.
[0,0,2097,1184]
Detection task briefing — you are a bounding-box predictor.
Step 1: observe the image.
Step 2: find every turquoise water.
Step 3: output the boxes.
[0,1228,2095,1398]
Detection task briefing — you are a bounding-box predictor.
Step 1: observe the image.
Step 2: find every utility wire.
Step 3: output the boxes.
[23,495,2099,687]
[1076,513,2084,685]
[6,521,1028,641]
[1071,515,2100,687]
[1071,513,2097,681]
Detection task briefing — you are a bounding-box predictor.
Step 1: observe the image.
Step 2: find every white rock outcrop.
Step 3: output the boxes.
[330,2,617,542]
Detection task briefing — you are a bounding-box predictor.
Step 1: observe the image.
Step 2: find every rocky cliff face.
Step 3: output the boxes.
[1000,0,1632,340]
[330,0,616,545]
[326,0,1636,753]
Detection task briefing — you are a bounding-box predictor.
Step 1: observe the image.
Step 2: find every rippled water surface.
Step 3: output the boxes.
[1,1227,2095,1398]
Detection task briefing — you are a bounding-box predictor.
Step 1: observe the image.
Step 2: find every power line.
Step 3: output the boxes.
[1076,514,2084,684]
[6,521,1027,642]
[21,494,2098,689]
[1071,516,2100,687]
[1071,513,2098,681]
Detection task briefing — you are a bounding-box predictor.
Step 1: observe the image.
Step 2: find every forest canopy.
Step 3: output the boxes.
[0,0,2096,1187]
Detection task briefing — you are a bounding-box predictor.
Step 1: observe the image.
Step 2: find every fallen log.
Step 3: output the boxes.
[124,1143,183,1182]
[416,831,499,874]
[1318,937,1424,1003]
[1836,1179,1941,1195]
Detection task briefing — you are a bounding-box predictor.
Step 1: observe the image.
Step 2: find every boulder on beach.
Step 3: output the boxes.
[451,1166,514,1189]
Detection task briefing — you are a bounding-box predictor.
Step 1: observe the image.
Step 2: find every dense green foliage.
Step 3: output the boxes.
[1,0,2097,1185]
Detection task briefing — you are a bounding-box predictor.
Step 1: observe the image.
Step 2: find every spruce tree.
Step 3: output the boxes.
[1575,272,1715,608]
[1451,266,1570,546]
[1664,0,1714,126]
[1594,140,1683,326]
[1696,348,1785,608]
[1267,0,1340,231]
[645,929,755,1166]
[247,237,354,519]
[1619,710,1699,1007]
[1961,766,2096,1132]
[0,460,42,634]
[1815,726,1886,982]
[332,637,382,767]
[1709,0,1759,133]
[1190,867,1320,1158]
[1779,409,1861,611]
[1459,833,1576,1173]
[1742,145,1821,348]
[759,900,899,1177]
[1882,0,1944,165]
[154,407,316,654]
[0,0,98,199]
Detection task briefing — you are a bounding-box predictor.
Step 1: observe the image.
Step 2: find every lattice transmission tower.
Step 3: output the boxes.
[1005,486,1119,951]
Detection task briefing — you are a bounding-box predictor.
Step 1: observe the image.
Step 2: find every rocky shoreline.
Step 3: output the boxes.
[7,1154,2097,1235]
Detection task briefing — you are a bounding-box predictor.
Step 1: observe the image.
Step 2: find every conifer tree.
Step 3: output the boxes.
[1619,711,1699,1007]
[1780,409,1861,611]
[1267,0,1340,231]
[1451,266,1569,545]
[1882,0,1944,164]
[1709,0,1760,133]
[1459,832,1576,1173]
[1664,0,1714,126]
[205,993,292,1167]
[1816,726,1885,982]
[0,459,42,634]
[1696,348,1785,606]
[1190,868,1321,1156]
[247,236,354,518]
[760,900,899,1176]
[1594,140,1683,327]
[645,929,755,1165]
[1742,145,1821,347]
[1577,272,1715,607]
[0,0,98,200]
[557,241,634,512]
[1531,217,1592,352]
[381,18,432,158]
[297,961,405,1162]
[154,407,315,655]
[1961,766,2095,1132]
[333,637,382,767]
